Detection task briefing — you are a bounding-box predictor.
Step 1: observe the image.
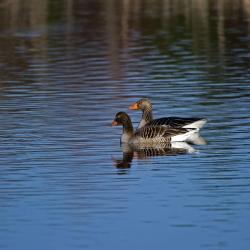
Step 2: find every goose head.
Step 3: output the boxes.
[111,112,131,127]
[112,112,134,143]
[129,98,152,112]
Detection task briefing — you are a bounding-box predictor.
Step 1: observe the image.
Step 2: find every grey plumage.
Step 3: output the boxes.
[146,117,205,128]
[112,112,194,145]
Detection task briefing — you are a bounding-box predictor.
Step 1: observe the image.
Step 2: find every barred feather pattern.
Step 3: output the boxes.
[133,126,189,144]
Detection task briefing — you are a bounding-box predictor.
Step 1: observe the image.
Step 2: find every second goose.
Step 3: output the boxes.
[129,98,207,130]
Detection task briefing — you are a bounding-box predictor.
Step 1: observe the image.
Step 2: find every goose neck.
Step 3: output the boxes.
[121,117,134,143]
[142,107,153,123]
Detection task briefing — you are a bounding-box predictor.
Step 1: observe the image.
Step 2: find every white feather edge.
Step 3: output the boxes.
[183,119,207,130]
[171,129,198,142]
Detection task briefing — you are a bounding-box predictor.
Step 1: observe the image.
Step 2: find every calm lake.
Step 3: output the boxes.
[0,0,250,249]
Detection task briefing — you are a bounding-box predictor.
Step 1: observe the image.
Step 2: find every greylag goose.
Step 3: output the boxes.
[111,112,198,145]
[129,98,207,130]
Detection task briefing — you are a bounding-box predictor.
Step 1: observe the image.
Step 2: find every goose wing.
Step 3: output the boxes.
[134,126,189,140]
[146,117,206,128]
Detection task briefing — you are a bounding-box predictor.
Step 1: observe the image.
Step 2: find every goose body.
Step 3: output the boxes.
[112,112,198,145]
[129,98,207,130]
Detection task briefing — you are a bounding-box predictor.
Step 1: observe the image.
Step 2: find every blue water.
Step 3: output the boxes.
[0,0,250,249]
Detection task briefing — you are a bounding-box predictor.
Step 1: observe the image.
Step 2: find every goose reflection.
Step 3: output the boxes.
[113,140,206,169]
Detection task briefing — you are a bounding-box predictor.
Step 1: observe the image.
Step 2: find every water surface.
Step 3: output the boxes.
[0,1,250,249]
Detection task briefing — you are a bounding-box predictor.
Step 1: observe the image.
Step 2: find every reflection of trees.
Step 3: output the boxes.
[0,0,75,83]
[0,0,48,83]
[0,0,249,83]
[135,0,250,76]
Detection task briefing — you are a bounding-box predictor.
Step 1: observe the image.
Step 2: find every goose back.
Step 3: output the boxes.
[146,117,207,129]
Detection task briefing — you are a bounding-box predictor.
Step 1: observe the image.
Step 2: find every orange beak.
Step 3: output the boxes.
[111,120,118,126]
[129,102,139,110]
